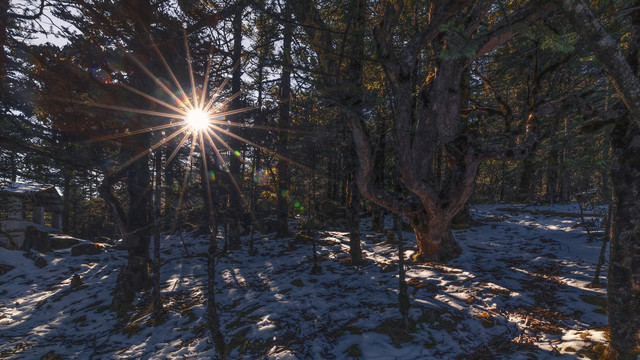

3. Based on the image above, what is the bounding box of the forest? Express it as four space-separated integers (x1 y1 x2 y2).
0 0 639 359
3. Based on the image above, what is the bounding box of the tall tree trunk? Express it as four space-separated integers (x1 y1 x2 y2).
371 113 387 233
152 150 166 322
62 167 72 234
112 133 152 314
607 121 640 359
162 157 174 230
394 214 410 329
227 5 244 250
558 2 640 357
111 0 153 314
559 117 571 202
276 0 292 238
201 147 225 359
546 119 559 203
0 0 8 84
346 162 363 264
344 0 366 263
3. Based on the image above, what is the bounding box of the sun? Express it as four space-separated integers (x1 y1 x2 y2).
185 108 210 130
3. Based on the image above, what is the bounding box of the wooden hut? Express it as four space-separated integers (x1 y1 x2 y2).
0 182 64 248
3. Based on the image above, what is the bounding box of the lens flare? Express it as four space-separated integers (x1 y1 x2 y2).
185 109 210 130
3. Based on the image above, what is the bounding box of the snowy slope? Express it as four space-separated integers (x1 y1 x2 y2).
0 203 609 359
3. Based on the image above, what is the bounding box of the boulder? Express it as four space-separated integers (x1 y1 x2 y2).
49 235 81 249
70 274 84 289
71 243 106 256
34 256 47 268
255 216 281 234
41 350 63 360
0 264 14 276
22 226 50 253
23 251 47 268
92 236 113 244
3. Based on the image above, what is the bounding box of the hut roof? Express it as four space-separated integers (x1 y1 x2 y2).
1 182 63 212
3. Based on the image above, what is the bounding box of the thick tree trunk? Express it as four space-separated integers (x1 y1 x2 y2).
558 2 640 357
409 213 461 262
112 135 152 314
607 122 640 359
110 0 155 315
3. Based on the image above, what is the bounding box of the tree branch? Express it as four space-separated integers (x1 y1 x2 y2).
559 0 640 124
9 0 45 20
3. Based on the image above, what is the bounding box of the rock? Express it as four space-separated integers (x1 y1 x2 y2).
23 251 47 268
379 263 398 273
384 232 397 245
254 216 281 234
40 350 63 360
0 264 14 276
22 226 51 253
34 256 47 268
49 235 80 249
92 236 113 244
70 274 83 289
71 243 105 256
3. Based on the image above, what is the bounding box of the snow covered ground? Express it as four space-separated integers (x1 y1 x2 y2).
0 203 609 359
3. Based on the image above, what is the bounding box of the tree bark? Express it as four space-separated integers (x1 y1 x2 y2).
276 0 292 238
111 0 154 314
201 145 225 359
346 163 363 264
62 167 72 234
559 2 640 357
607 121 640 359
371 113 387 233
112 133 152 314
152 151 166 323
0 0 8 83
409 212 461 262
227 4 244 250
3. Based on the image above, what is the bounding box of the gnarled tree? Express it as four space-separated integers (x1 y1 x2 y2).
295 0 551 262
